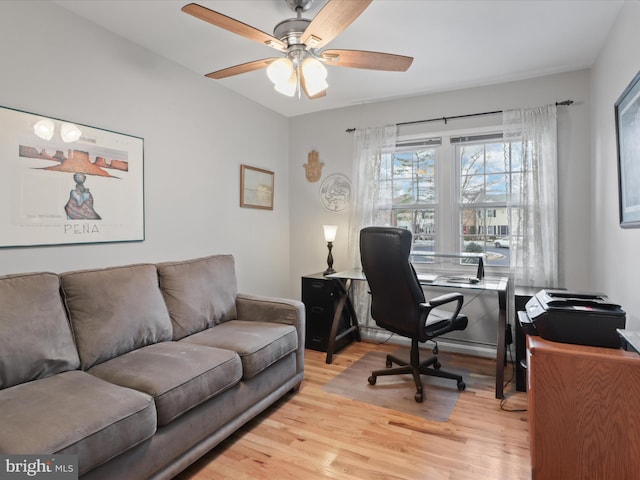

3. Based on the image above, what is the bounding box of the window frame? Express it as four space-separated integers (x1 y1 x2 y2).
387 125 520 275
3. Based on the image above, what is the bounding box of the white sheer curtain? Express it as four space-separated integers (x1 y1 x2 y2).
347 124 397 267
347 125 397 329
503 105 559 287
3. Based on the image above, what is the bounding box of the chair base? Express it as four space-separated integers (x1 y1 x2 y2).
368 340 466 402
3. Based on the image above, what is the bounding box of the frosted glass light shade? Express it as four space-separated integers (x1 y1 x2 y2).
302 58 328 96
304 77 328 96
274 71 297 97
267 58 294 85
323 224 337 242
302 57 327 82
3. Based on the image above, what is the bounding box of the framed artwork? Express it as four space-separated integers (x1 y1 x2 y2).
0 106 144 247
240 164 274 210
615 70 640 228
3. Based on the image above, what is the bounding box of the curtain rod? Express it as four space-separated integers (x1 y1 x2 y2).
344 100 574 133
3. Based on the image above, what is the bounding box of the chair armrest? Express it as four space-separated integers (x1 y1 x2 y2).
428 292 463 307
419 292 466 339
426 292 464 317
236 293 305 375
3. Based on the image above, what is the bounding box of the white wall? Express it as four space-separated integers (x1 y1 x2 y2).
592 2 640 327
289 70 593 300
0 1 291 297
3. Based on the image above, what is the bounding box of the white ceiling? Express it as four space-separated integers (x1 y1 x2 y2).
52 0 623 118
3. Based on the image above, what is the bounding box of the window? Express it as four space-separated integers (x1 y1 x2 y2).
376 139 439 259
376 128 522 269
456 135 522 267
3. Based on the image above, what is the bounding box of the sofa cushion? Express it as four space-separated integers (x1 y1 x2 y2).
60 264 173 369
0 272 80 389
157 255 238 340
0 370 156 475
180 320 297 379
88 341 242 426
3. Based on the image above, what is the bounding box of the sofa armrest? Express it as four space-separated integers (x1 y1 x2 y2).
236 293 305 375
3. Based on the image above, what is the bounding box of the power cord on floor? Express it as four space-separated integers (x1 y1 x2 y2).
374 331 396 345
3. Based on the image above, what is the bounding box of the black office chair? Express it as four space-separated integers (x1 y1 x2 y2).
359 226 468 402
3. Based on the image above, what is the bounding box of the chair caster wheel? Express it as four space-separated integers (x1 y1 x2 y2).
433 345 439 354
433 360 441 370
386 360 392 368
415 391 424 403
457 381 466 391
368 375 377 385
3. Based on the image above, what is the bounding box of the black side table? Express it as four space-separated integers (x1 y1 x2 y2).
301 273 360 363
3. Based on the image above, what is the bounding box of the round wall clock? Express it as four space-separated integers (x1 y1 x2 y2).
319 173 351 212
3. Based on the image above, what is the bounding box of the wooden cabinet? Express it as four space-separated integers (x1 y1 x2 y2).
527 336 640 479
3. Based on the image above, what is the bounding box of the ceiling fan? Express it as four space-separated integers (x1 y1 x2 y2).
181 0 413 99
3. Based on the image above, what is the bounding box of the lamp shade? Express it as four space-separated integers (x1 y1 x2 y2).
302 57 327 82
302 57 328 96
274 71 297 97
267 58 294 85
323 225 337 242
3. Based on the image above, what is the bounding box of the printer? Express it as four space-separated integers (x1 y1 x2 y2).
518 289 626 348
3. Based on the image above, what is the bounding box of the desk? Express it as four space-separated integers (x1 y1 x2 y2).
328 268 509 399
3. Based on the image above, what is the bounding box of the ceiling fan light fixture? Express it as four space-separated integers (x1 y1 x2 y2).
266 58 294 86
302 57 327 82
304 76 328 96
301 57 328 96
183 1 413 100
274 71 298 97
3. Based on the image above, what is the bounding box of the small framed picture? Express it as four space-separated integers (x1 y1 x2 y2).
240 164 274 210
615 70 640 228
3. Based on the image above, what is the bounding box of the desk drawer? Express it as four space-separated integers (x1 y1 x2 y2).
302 277 338 307
305 310 351 351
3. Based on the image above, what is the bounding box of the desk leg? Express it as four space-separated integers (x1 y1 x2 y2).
495 289 507 399
325 278 361 364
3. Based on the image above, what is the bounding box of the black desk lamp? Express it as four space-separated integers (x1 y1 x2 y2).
323 225 337 275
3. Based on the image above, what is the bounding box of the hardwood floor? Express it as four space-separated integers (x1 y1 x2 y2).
174 341 531 480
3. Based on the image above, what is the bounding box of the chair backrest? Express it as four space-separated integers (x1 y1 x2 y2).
359 226 425 338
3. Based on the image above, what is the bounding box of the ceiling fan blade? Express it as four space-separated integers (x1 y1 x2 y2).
182 3 287 52
321 49 413 72
301 0 372 49
205 58 277 80
300 75 327 100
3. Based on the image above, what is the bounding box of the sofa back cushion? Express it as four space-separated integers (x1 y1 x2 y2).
61 264 173 369
157 255 238 340
0 272 80 389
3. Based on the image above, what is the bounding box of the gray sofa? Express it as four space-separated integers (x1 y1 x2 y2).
0 255 305 479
